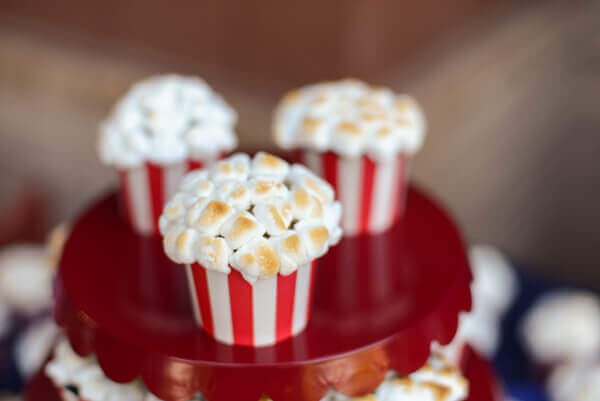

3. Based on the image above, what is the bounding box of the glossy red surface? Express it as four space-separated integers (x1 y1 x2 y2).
462 347 504 401
55 186 472 401
25 349 501 401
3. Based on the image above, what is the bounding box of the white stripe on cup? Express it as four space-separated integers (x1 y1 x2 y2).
292 263 312 334
185 265 202 327
369 158 396 233
303 150 323 176
338 157 362 235
163 162 187 202
126 166 153 235
252 276 278 346
206 270 233 344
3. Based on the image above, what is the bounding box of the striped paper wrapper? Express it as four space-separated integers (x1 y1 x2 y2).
298 150 408 236
185 262 316 347
117 157 217 236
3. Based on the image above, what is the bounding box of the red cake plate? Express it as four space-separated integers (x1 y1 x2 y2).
25 347 501 401
53 186 472 401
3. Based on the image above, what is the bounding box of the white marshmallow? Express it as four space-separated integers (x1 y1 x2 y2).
521 291 600 365
220 211 266 250
99 74 237 168
273 79 426 161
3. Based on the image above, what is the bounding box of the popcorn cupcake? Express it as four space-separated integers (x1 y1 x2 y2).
435 245 518 366
273 79 425 236
373 354 469 401
46 339 146 401
520 291 600 366
159 152 342 346
99 74 238 236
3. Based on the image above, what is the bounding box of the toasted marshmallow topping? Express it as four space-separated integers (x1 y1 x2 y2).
0 245 54 315
521 291 600 365
548 361 600 401
273 79 426 161
99 74 237 168
160 152 342 283
375 355 469 401
46 339 145 401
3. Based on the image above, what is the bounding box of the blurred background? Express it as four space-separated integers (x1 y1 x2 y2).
0 0 599 287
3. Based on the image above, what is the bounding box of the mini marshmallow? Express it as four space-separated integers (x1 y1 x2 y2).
288 165 334 204
160 152 342 283
99 74 237 168
276 232 311 275
230 238 281 283
252 202 293 237
188 200 234 236
249 178 289 204
220 211 266 250
520 291 600 365
251 152 290 179
273 79 426 161
210 153 250 182
194 236 231 274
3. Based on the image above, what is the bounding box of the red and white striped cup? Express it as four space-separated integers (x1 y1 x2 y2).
185 262 316 347
298 150 408 236
117 158 217 236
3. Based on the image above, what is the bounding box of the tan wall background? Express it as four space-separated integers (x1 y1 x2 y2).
0 1 598 286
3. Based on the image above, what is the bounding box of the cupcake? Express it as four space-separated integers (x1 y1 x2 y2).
46 339 146 401
547 360 600 401
159 152 342 346
373 354 469 401
99 74 238 236
434 245 517 366
273 79 425 236
520 291 600 367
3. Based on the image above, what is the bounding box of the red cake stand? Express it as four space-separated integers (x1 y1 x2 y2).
25 348 501 401
54 186 472 401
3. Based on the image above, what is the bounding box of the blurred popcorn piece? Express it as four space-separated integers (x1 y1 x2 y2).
520 291 600 365
0 244 54 316
547 360 600 401
434 244 518 364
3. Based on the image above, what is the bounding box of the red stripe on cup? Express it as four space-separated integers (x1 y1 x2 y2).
191 265 214 336
359 157 376 234
275 273 297 342
146 162 165 233
228 269 254 345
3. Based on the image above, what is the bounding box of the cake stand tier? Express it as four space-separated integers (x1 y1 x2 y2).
55 186 471 401
25 348 499 401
